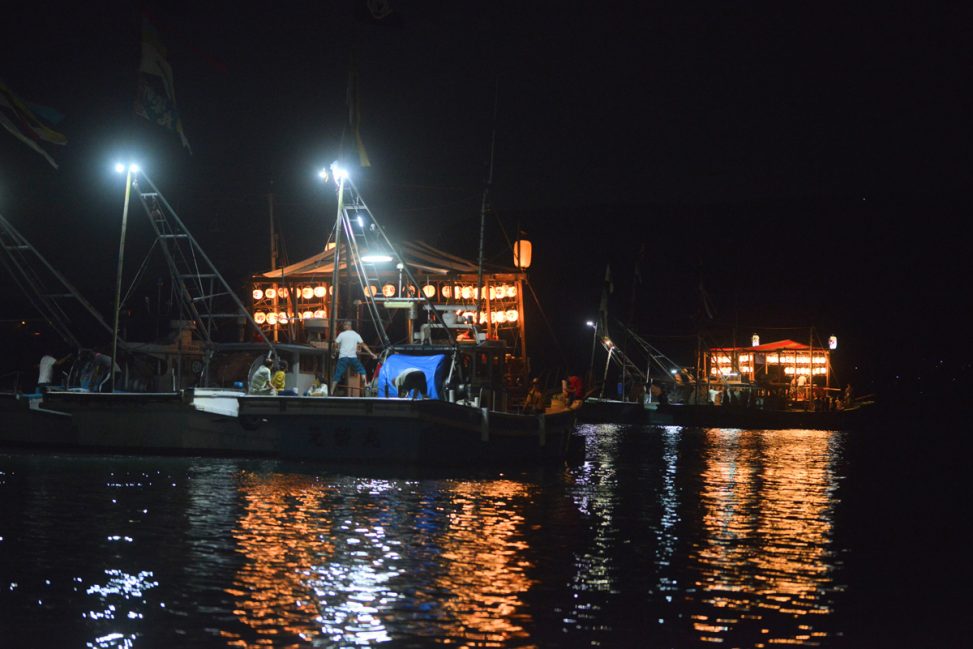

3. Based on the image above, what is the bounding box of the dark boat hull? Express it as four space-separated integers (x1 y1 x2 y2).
1 391 277 456
1 391 579 465
238 396 578 465
645 403 872 430
578 398 646 424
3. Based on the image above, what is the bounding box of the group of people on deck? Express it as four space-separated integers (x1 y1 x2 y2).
247 320 423 398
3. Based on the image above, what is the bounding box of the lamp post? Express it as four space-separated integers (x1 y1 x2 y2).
111 162 138 392
586 320 598 389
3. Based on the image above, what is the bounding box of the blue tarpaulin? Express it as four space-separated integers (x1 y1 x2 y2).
376 353 448 400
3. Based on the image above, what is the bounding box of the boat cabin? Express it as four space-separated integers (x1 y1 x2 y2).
706 339 834 408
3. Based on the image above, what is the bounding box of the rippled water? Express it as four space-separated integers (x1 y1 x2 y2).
0 424 955 647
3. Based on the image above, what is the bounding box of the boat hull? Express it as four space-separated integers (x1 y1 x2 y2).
2 390 277 456
578 398 646 424
239 396 578 465
1 391 580 465
646 403 872 430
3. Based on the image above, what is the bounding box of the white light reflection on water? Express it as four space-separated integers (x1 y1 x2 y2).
655 426 682 610
83 568 158 648
564 424 623 632
221 471 538 647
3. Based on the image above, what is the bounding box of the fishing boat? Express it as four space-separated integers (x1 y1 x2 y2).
0 165 582 464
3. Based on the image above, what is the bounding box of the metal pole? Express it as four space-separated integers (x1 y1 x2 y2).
327 177 345 381
111 167 133 392
588 325 597 388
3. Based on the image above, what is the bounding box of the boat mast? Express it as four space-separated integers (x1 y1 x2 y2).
327 174 345 367
475 79 499 337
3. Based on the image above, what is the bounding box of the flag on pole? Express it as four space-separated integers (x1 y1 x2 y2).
346 55 371 167
0 80 67 168
134 13 191 153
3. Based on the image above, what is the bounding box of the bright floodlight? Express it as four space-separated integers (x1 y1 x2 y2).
114 163 125 173
128 163 140 174
318 168 330 182
586 320 595 328
361 253 393 263
330 162 349 181
670 369 678 375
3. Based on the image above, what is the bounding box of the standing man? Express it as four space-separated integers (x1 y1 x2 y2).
331 320 378 396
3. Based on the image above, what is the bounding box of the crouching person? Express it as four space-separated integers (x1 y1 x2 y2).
394 368 427 400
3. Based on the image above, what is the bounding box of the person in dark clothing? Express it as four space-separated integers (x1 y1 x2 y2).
395 368 428 399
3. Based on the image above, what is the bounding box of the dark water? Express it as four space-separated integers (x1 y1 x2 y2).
0 424 963 647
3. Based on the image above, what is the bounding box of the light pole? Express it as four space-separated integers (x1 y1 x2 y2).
586 320 598 389
111 162 138 392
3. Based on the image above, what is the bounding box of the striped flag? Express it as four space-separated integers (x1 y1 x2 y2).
0 80 67 168
134 13 191 153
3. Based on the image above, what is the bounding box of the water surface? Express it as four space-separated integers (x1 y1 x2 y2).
0 424 949 647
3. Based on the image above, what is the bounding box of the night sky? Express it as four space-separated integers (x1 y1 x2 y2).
2 2 969 408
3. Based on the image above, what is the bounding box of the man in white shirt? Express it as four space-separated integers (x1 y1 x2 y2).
330 321 377 395
37 353 71 390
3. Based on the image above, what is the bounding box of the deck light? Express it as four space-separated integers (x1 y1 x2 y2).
361 253 393 263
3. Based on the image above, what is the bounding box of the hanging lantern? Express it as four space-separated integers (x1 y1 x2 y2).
422 284 436 298
313 285 327 298
369 285 378 296
494 310 507 323
252 288 264 301
278 287 289 299
513 239 532 269
254 311 267 324
382 283 396 297
265 288 277 299
829 335 838 350
266 312 278 325
313 309 326 319
506 309 519 322
407 285 417 297
301 287 314 299
441 285 452 298
494 285 506 299
278 312 289 324
302 310 314 320
508 284 518 298
461 286 473 300
752 334 760 347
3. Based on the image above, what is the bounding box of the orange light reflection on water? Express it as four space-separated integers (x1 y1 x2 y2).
220 473 538 648
690 428 841 647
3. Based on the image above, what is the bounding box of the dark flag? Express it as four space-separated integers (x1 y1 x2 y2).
134 13 191 152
